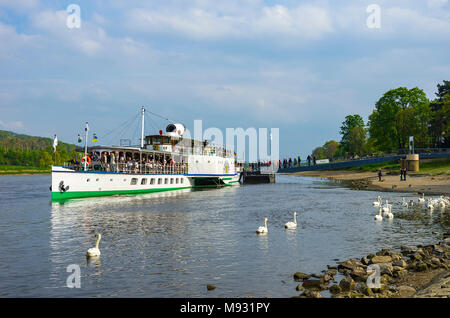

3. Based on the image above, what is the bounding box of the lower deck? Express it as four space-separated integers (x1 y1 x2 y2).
51 167 240 201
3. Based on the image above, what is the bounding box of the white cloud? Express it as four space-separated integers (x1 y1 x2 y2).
0 119 24 131
125 4 333 40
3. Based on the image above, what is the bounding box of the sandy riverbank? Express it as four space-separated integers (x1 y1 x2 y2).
290 170 450 195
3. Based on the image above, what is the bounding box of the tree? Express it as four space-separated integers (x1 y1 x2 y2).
312 147 325 159
430 81 450 147
340 115 365 151
368 87 431 151
347 126 367 156
322 140 340 160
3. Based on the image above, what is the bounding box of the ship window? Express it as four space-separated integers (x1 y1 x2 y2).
141 178 147 185
176 178 179 184
164 178 168 184
110 179 113 182
123 179 126 182
150 178 155 185
170 178 174 184
181 178 184 184
96 178 99 182
130 178 138 185
87 179 90 182
158 178 162 184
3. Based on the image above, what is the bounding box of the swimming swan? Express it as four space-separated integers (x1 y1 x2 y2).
418 193 425 203
285 212 297 229
256 218 268 234
87 233 101 257
373 196 382 206
382 200 391 215
386 205 394 219
374 207 383 221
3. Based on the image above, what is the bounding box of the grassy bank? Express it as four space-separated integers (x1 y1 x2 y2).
0 165 50 175
345 158 450 176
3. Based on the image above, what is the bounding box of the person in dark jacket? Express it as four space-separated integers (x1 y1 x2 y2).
377 169 382 182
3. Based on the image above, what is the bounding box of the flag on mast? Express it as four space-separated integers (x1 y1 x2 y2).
92 133 98 143
53 134 58 153
77 134 82 143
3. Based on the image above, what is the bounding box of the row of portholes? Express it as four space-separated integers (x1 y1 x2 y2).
87 177 184 186
131 177 184 186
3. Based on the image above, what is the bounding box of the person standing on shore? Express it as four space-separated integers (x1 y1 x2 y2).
377 169 382 182
403 168 407 181
400 168 404 181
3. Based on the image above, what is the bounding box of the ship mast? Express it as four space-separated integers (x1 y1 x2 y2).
140 106 145 172
141 106 145 149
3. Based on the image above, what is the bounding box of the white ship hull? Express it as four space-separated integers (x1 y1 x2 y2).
51 166 240 201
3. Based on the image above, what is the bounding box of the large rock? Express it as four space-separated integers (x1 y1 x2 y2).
293 272 310 281
393 259 407 268
337 259 364 271
303 278 326 290
329 284 341 295
397 285 416 297
339 277 355 292
350 267 368 282
378 263 394 276
371 255 392 264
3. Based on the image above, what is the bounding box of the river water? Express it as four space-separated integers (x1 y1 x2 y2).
0 174 448 297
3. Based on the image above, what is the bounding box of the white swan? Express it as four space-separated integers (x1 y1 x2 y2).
374 207 383 221
418 193 425 203
382 200 391 215
373 196 382 206
386 205 394 219
256 218 268 234
87 233 101 257
426 198 435 211
285 212 297 229
402 197 408 208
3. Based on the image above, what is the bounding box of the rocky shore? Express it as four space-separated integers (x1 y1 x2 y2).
292 233 450 298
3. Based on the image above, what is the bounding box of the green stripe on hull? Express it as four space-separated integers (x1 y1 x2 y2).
52 186 193 201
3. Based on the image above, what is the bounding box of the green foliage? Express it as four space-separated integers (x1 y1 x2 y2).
322 140 340 160
0 130 80 168
339 115 365 151
368 87 431 150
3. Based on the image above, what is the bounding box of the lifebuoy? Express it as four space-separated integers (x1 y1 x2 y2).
81 156 91 165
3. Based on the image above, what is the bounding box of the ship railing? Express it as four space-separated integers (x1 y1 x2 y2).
64 162 188 175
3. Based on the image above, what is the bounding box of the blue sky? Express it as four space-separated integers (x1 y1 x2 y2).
0 0 449 160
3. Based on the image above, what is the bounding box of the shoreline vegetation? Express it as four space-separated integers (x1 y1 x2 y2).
0 165 50 175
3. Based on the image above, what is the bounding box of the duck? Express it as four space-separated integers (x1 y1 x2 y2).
373 196 382 207
374 207 383 221
86 233 101 257
285 212 297 229
256 218 268 234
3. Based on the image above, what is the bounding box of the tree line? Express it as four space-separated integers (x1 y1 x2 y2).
312 80 450 160
0 130 79 168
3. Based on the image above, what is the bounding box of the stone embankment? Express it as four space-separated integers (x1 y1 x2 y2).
292 233 450 298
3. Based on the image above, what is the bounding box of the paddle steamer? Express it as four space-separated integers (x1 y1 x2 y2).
51 107 240 200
